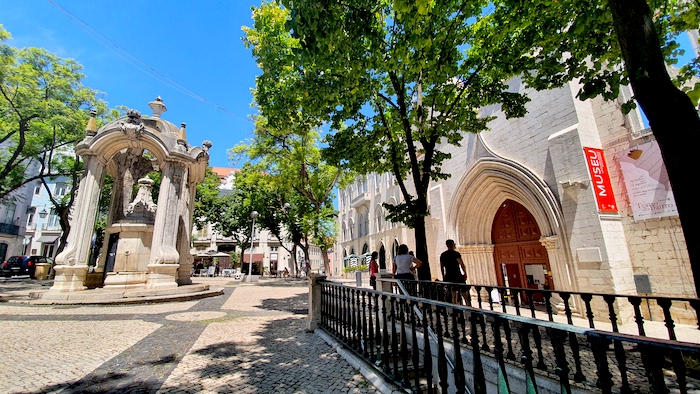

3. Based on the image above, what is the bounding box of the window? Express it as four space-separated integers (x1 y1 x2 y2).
47 208 60 228
0 203 16 225
358 213 365 237
26 207 36 227
54 182 67 196
375 207 383 233
363 213 369 237
374 173 381 193
34 183 42 195
43 244 55 258
342 223 347 241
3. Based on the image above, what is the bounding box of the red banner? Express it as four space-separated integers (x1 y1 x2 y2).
584 147 618 213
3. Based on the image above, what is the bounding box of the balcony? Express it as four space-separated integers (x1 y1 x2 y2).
350 192 370 208
0 223 20 236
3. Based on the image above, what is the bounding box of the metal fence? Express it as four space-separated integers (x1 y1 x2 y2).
318 279 700 393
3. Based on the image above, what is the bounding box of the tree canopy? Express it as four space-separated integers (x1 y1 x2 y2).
244 0 530 276
0 25 106 201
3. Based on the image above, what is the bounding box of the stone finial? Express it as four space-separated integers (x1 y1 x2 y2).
148 96 167 118
179 123 187 140
85 109 97 136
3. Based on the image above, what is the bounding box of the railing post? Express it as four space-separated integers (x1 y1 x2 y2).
307 273 326 331
378 272 393 293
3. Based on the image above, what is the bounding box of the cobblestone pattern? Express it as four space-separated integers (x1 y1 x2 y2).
0 279 378 394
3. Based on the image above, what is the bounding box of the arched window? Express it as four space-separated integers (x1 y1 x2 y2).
375 206 383 233
358 213 365 237
342 222 347 241
362 243 368 254
392 239 399 259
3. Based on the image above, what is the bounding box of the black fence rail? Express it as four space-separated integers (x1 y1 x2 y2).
393 279 700 342
319 279 700 393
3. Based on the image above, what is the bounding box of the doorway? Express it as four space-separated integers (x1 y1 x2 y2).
492 200 553 303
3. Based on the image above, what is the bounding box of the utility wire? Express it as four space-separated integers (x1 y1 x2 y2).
47 0 252 124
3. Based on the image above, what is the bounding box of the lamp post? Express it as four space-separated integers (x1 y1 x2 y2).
247 210 259 282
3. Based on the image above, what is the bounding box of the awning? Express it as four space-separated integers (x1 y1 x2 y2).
36 235 59 243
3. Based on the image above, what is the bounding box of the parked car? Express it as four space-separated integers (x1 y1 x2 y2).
1 255 52 279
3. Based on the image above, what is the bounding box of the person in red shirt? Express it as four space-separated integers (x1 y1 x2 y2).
369 251 379 289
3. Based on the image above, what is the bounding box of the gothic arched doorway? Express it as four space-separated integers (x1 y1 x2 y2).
379 243 386 270
492 199 553 301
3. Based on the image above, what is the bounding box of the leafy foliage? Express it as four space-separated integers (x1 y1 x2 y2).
0 25 106 201
243 1 532 272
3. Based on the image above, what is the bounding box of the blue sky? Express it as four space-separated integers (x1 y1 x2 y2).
0 0 262 168
2 1 698 170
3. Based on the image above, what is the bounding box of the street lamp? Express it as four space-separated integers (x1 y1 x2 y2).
247 210 259 282
39 208 48 219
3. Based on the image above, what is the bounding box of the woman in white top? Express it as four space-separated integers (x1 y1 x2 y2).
393 244 422 281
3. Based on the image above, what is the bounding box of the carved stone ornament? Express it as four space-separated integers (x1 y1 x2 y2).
125 177 158 222
119 109 145 137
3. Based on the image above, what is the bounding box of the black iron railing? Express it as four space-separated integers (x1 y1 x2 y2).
319 279 700 393
394 279 700 341
0 222 19 236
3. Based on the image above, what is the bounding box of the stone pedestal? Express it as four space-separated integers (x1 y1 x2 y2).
103 272 149 289
307 274 326 331
50 265 88 292
103 222 154 290
146 264 179 289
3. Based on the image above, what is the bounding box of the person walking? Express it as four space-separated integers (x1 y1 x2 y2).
369 251 379 289
440 239 469 305
393 244 422 281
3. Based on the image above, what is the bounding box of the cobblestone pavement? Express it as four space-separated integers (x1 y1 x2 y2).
0 277 380 394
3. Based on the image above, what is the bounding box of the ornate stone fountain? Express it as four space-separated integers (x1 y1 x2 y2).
41 98 213 300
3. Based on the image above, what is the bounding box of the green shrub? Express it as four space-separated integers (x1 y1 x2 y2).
343 264 368 274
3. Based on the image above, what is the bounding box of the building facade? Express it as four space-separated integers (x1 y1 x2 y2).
0 183 33 262
23 177 70 260
335 79 692 304
190 167 300 276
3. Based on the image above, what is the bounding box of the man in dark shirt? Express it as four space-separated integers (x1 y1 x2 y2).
440 239 469 305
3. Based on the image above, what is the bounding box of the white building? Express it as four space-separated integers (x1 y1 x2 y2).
336 79 692 305
0 183 33 262
23 177 70 259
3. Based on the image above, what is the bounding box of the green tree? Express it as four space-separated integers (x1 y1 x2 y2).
0 25 106 201
477 0 700 294
243 1 529 278
193 167 222 228
230 122 345 275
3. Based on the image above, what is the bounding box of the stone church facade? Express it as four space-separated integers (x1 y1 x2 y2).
335 78 693 305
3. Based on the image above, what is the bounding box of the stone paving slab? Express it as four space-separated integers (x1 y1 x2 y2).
0 277 381 394
0 320 161 394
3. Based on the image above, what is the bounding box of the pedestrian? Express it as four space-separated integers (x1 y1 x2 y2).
393 244 421 281
440 239 469 305
369 251 379 289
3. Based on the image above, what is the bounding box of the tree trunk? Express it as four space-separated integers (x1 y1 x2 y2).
413 214 432 281
609 0 700 296
321 249 331 275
